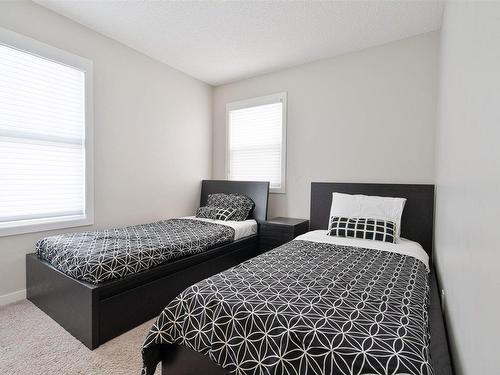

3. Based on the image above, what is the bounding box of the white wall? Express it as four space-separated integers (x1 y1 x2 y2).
435 2 500 374
0 1 212 304
213 32 439 219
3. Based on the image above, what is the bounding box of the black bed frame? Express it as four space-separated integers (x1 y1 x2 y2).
160 182 454 375
26 180 269 349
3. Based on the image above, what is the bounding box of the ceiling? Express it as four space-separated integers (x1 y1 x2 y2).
35 1 444 86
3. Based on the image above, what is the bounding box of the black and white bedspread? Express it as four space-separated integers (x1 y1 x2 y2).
36 219 235 284
142 240 433 375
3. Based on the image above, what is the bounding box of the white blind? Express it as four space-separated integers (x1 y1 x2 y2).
0 43 86 225
228 100 284 190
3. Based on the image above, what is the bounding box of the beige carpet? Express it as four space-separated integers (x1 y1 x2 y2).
0 300 158 375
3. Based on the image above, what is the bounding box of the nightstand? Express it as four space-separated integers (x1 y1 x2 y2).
259 217 309 253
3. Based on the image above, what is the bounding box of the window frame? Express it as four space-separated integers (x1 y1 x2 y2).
0 27 94 237
225 92 287 194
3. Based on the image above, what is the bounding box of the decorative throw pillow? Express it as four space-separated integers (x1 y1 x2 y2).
206 193 254 221
196 206 237 221
327 216 396 243
213 208 237 221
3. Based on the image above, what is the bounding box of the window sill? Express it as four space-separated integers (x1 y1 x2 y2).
0 215 93 237
270 188 286 194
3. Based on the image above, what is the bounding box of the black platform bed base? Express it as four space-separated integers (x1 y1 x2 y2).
26 235 258 349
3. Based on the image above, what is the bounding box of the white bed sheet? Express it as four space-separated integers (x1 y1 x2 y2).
182 216 258 241
295 230 429 271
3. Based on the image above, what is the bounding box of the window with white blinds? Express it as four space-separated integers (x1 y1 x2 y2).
226 93 287 193
0 28 93 236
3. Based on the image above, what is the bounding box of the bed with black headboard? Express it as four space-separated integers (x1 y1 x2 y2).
309 183 452 375
26 180 269 350
142 182 453 375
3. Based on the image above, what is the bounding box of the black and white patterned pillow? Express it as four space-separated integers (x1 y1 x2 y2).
196 206 218 219
196 206 237 221
206 193 254 221
327 216 396 243
214 208 237 221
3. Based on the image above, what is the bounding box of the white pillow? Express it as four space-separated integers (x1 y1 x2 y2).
329 192 407 237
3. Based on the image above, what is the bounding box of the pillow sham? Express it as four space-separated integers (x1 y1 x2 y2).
196 206 218 219
195 206 237 221
327 216 396 243
329 192 406 237
206 193 254 221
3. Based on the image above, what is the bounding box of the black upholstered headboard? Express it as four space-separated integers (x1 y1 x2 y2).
200 180 270 223
310 182 435 256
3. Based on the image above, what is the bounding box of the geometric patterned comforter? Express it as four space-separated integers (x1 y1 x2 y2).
142 240 433 375
36 219 235 284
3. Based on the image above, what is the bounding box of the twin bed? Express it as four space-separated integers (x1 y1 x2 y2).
141 182 452 375
26 180 269 349
26 180 452 375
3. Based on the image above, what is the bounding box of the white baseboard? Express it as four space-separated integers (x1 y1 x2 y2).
0 289 26 306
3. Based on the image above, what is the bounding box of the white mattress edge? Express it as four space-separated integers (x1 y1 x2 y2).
294 230 430 271
180 216 257 241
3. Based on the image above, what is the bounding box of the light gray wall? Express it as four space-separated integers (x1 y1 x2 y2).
213 32 439 219
435 2 500 374
0 1 212 304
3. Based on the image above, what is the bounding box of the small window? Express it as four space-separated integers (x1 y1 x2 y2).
226 92 287 193
0 27 93 236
